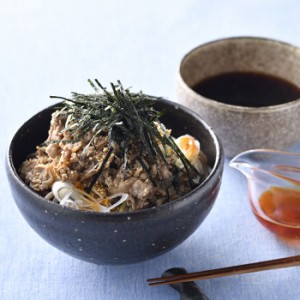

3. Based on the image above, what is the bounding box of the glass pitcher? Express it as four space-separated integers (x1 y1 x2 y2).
230 149 300 242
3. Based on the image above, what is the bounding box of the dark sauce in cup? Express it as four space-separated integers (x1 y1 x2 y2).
192 71 300 107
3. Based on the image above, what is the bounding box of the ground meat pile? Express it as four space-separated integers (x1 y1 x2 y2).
19 111 205 211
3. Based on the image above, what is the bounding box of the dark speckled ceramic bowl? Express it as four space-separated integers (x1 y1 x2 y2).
5 98 224 265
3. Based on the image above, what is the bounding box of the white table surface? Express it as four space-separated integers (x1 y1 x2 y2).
1 1 300 299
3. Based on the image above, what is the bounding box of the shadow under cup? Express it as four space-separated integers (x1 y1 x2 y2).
176 37 300 157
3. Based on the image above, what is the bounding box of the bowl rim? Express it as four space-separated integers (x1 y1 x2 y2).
7 98 224 218
178 36 300 113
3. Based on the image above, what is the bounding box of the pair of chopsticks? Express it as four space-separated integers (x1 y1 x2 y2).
147 255 300 286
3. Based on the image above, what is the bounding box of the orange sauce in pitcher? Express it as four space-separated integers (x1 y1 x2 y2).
253 186 300 241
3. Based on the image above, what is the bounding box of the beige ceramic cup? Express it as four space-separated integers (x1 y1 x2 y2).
176 37 300 157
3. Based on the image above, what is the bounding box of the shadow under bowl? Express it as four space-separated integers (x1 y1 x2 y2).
5 98 224 265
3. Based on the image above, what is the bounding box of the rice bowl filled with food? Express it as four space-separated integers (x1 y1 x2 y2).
19 80 210 213
6 79 223 264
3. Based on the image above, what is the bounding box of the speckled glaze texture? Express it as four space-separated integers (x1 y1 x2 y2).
176 37 300 157
6 99 224 265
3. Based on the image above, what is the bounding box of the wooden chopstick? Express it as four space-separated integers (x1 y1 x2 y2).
147 255 300 286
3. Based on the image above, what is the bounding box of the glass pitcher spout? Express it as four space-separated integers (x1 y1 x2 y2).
230 149 300 184
229 151 256 178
